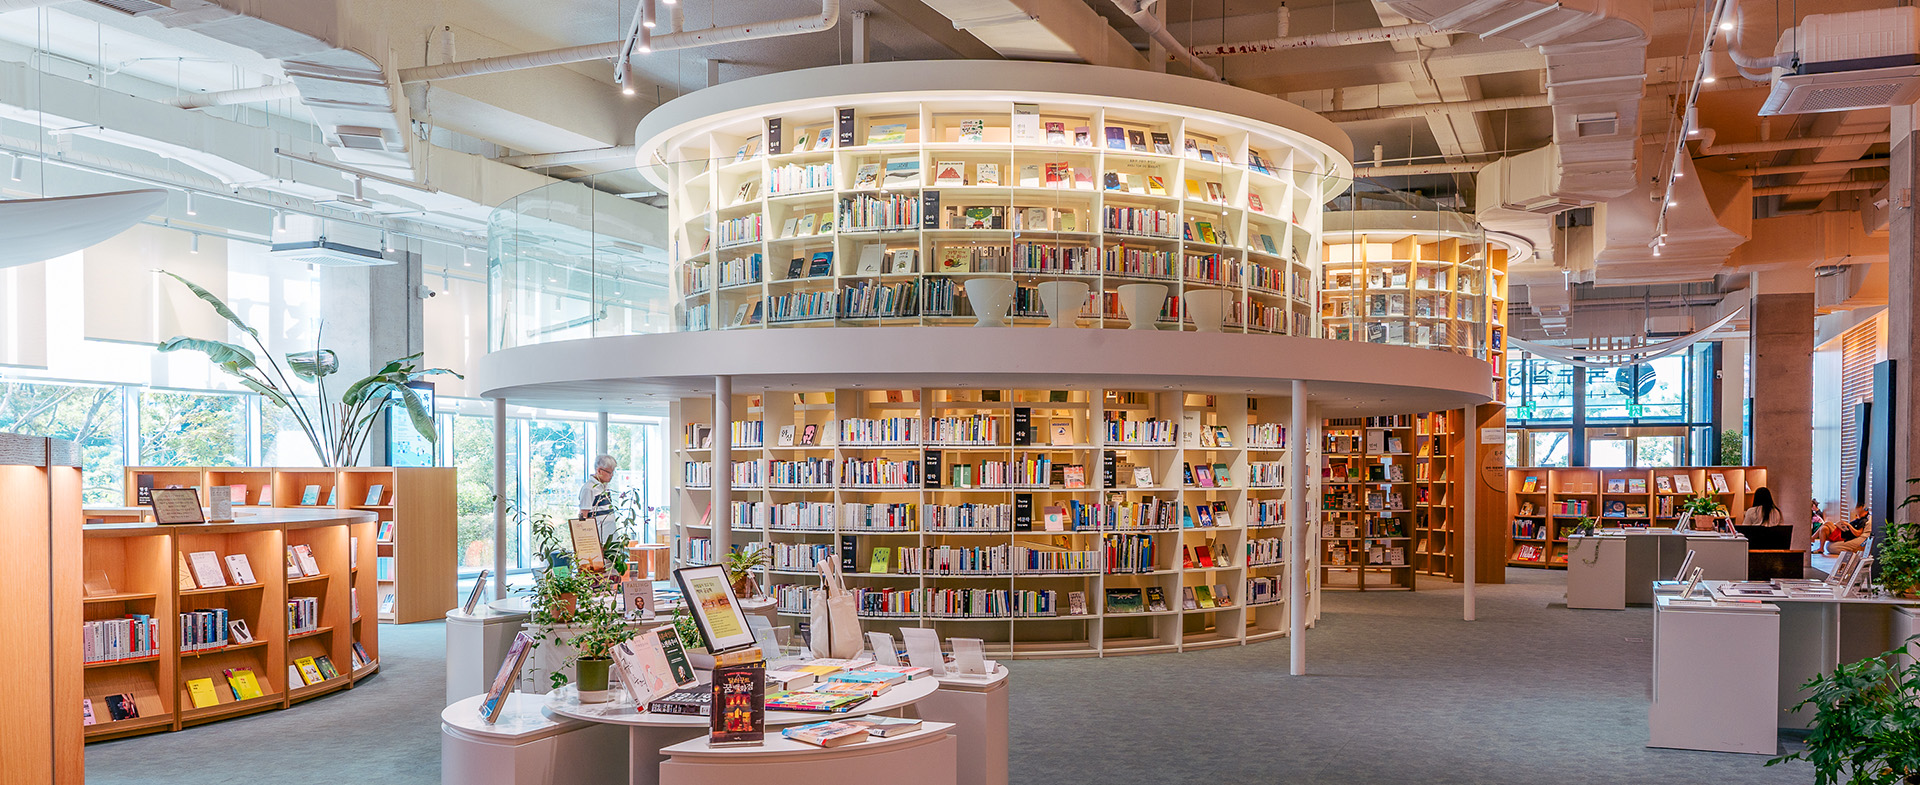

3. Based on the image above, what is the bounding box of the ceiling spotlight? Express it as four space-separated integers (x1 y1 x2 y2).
638 25 652 53
1719 20 1733 31
1688 127 1700 136
620 60 636 95
189 234 200 254
643 0 657 28
1651 247 1661 257
1667 199 1678 207
275 210 288 234
185 192 198 216
1702 75 1716 84
9 155 21 182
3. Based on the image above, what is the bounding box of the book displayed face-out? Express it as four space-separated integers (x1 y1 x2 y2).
673 565 754 652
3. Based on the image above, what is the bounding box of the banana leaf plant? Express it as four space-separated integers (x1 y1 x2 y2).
154 270 461 466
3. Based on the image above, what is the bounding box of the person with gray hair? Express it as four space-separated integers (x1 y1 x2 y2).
579 454 619 540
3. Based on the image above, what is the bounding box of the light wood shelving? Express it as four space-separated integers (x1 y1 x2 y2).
1319 414 1417 590
2 434 84 784
671 386 1315 658
1505 466 1770 568
123 466 454 624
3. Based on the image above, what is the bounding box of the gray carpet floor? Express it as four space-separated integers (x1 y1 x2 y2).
87 569 1815 784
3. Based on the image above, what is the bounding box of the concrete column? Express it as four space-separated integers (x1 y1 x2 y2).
319 247 423 465
1288 380 1308 676
711 376 732 560
1749 277 1816 551
1890 105 1920 525
492 396 507 599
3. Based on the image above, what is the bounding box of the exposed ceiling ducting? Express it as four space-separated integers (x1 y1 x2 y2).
139 0 412 174
917 0 1148 69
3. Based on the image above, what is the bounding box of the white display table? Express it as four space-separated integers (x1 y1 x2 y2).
1647 596 1780 754
918 670 1010 785
441 692 627 785
1566 531 1747 610
446 606 531 706
546 676 940 785
1752 584 1920 728
657 722 957 785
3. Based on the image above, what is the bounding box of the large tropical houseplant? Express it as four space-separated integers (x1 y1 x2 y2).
154 271 458 466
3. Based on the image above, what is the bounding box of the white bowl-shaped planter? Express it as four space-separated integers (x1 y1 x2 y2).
1035 280 1091 328
1116 283 1169 330
1181 288 1233 332
964 278 1017 327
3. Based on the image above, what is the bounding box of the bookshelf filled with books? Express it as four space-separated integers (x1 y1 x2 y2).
1411 411 1462 578
120 467 454 624
1319 414 1417 590
671 385 1319 658
657 84 1343 339
1504 466 1770 568
78 507 378 741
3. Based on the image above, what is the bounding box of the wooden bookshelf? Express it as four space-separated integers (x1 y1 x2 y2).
2 434 84 784
1411 411 1460 578
1320 233 1486 352
79 508 376 741
1319 414 1417 590
1504 466 1770 569
123 467 455 624
671 386 1310 658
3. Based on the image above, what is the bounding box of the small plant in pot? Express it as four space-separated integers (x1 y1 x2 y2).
553 569 629 702
1766 636 1920 784
724 544 771 599
1678 495 1729 529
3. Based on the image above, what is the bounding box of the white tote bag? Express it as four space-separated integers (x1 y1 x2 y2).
809 560 865 658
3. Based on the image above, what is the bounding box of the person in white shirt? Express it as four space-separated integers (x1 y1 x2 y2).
579 454 619 542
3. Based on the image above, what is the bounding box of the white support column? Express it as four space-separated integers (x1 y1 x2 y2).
492 396 508 599
1463 406 1477 621
596 411 610 458
712 376 733 559
708 59 723 88
852 11 871 64
1288 380 1308 676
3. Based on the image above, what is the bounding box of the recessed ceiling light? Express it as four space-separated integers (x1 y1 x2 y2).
1719 21 1733 31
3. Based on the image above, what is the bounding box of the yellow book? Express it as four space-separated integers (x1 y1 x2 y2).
1184 179 1204 200
187 677 221 708
295 656 325 685
226 668 264 700
869 547 890 574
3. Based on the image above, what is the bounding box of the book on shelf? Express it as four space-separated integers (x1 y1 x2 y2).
224 668 264 700
976 163 1000 185
224 554 255 585
188 551 227 588
326 486 338 506
734 134 761 161
958 118 985 143
296 656 325 685
352 641 373 670
187 678 221 708
1520 475 1540 493
1104 588 1144 613
364 484 384 505
1068 591 1087 615
1628 478 1648 493
104 693 139 721
649 686 713 715
316 656 339 680
1654 475 1672 493
765 690 868 713
868 547 890 574
866 123 907 145
81 698 95 726
301 485 320 505
1194 585 1216 608
1603 500 1627 518
178 552 197 590
933 160 964 186
882 156 919 187
852 163 879 188
1074 126 1091 146
291 544 321 576
1144 586 1169 612
1606 479 1626 493
1674 475 1694 493
1709 473 1730 493
842 715 923 737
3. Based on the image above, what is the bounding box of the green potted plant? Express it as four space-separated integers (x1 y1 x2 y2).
1766 637 1920 784
723 543 771 599
1880 480 1920 598
1677 495 1729 528
560 569 630 702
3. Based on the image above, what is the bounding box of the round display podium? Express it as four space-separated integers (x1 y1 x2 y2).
475 61 1497 659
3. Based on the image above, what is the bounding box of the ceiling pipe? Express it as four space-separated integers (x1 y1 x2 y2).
1320 93 1549 122
1112 0 1221 81
1752 180 1888 198
1351 162 1488 177
399 0 839 83
1188 22 1453 58
1737 159 1891 177
1695 128 1885 155
498 145 639 167
161 83 302 110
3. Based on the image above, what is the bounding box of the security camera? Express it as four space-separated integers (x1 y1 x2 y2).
417 285 437 299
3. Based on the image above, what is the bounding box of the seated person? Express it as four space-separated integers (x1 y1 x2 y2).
1814 508 1871 555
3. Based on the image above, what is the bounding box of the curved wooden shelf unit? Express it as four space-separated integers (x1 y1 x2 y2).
80 507 382 742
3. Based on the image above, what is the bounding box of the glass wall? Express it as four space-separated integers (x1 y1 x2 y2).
1504 342 1720 466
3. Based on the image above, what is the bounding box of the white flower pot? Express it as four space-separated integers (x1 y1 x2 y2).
963 278 1016 327
1181 288 1232 332
1035 280 1091 328
1117 283 1169 331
